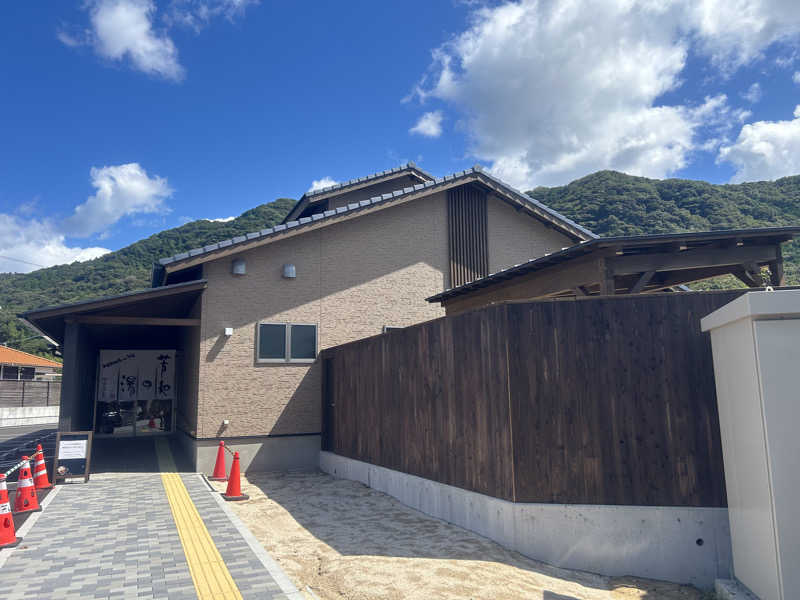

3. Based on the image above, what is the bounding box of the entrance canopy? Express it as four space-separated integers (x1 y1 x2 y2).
20 280 205 434
20 280 205 345
427 227 800 315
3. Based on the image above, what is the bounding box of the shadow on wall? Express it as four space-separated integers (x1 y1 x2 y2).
206 334 229 363
241 471 704 599
268 363 321 436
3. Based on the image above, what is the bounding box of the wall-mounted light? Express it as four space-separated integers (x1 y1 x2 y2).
224 327 233 337
232 258 246 275
282 263 296 279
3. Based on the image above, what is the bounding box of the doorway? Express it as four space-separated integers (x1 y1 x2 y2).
93 349 176 438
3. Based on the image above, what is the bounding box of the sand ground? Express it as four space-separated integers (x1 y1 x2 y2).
211 471 710 600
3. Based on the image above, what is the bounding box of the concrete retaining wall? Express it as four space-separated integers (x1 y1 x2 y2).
320 451 732 588
0 406 59 427
187 434 320 474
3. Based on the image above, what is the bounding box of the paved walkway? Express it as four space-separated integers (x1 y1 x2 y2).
0 439 301 600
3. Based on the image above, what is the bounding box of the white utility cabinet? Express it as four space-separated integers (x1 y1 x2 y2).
701 290 800 600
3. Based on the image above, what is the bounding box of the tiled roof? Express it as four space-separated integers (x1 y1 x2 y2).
0 345 61 368
158 165 596 269
426 226 800 303
302 162 434 199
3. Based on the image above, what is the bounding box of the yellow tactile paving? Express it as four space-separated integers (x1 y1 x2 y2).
156 439 244 600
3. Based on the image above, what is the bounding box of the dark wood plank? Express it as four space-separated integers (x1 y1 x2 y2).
324 290 737 507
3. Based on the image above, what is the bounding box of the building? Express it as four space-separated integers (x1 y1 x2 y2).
427 228 800 315
21 164 594 472
0 345 62 380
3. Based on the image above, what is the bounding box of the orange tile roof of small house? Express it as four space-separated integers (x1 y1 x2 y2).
0 345 62 369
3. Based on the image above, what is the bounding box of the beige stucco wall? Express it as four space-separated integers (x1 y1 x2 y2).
194 189 576 438
197 192 449 438
487 196 574 273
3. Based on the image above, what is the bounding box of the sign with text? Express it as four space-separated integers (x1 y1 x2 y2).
53 431 93 483
98 349 176 403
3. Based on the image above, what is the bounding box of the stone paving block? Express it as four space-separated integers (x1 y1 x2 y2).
0 472 297 599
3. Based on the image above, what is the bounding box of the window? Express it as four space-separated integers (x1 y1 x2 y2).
257 323 317 363
1 366 19 380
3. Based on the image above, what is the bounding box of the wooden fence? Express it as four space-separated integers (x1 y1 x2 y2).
321 290 746 507
0 380 61 408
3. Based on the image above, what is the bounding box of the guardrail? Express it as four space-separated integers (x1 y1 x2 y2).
0 381 61 408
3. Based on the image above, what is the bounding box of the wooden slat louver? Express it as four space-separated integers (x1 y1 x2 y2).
448 186 488 287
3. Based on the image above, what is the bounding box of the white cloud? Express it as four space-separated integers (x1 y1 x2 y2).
741 82 763 103
64 163 173 237
88 0 184 80
718 105 800 182
206 215 235 222
410 0 800 188
686 0 800 70
308 177 339 193
410 111 444 138
794 71 800 84
0 215 110 274
167 0 259 31
59 0 257 80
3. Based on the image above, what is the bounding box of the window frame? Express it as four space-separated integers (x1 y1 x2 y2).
256 322 318 364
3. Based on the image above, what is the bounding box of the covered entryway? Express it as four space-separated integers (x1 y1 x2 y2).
19 280 205 472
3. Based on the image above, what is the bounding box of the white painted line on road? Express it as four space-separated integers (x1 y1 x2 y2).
201 474 304 600
0 484 60 569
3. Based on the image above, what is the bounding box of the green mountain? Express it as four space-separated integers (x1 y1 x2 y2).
529 170 800 287
0 198 296 357
3 170 800 358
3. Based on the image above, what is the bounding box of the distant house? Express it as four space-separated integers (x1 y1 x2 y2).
22 163 594 472
0 345 62 380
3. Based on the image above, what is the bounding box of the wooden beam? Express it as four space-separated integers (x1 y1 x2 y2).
71 316 200 327
574 285 591 297
743 261 765 286
628 270 656 294
608 244 777 276
732 265 760 288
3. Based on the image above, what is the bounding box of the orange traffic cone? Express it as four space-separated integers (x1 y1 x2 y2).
32 444 53 490
14 456 41 514
208 441 228 481
221 451 248 501
0 474 21 548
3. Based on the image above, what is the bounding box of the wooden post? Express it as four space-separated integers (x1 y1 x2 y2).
769 246 785 286
599 258 616 295
20 381 25 408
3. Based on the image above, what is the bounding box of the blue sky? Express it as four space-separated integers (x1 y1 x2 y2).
1 0 800 273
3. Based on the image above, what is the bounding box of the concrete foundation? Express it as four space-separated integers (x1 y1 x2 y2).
180 431 320 474
0 406 59 427
320 451 732 588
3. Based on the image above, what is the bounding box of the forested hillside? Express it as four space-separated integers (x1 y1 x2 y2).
0 198 295 357
3 170 800 358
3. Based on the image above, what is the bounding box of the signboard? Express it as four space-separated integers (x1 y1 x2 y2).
53 431 93 483
98 350 175 402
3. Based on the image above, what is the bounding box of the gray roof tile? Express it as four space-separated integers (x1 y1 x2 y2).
302 162 435 199
157 166 595 269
